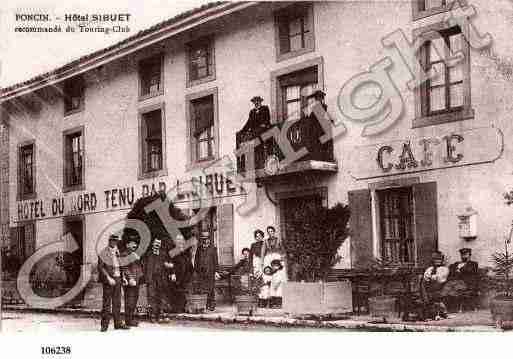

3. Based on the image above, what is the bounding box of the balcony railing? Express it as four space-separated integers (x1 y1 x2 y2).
236 115 336 179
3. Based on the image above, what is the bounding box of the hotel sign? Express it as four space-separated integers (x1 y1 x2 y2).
349 127 503 180
14 170 245 223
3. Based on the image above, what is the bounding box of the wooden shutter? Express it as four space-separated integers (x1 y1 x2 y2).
217 203 234 265
24 222 35 258
277 14 290 54
413 182 438 268
348 189 373 269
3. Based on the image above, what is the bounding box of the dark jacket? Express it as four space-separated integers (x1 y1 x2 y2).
230 258 252 276
249 240 264 272
194 246 219 293
98 246 123 285
171 251 194 288
240 105 271 140
143 249 169 285
448 260 479 288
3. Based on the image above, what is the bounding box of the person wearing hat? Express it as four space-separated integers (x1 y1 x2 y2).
305 89 332 160
422 250 449 320
240 96 271 142
121 231 144 327
250 229 265 277
144 237 174 322
167 233 194 313
98 234 130 331
193 231 219 311
442 248 479 311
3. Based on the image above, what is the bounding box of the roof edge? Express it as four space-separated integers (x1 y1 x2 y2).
0 1 258 102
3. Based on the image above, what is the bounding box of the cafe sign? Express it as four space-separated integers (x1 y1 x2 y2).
349 127 503 180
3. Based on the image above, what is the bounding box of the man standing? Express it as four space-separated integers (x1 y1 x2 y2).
240 96 271 141
121 232 144 327
194 232 219 311
144 237 173 322
168 234 194 313
98 234 130 331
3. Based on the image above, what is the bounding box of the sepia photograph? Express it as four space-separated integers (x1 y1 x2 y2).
1 0 513 353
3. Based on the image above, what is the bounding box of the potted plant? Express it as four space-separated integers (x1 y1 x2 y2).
367 258 398 321
233 274 262 315
489 229 513 329
185 274 208 314
282 202 352 315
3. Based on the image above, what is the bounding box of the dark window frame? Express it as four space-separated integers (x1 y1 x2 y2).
186 36 216 87
274 2 315 62
63 76 85 116
270 57 324 124
17 140 36 201
185 87 219 170
138 53 164 101
63 126 85 193
413 21 474 128
411 0 467 21
138 102 167 180
377 187 416 266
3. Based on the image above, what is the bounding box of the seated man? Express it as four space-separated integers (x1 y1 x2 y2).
422 251 449 320
441 247 479 311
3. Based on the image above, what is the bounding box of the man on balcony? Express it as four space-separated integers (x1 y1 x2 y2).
240 96 271 141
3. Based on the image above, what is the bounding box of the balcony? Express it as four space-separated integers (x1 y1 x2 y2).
236 115 337 182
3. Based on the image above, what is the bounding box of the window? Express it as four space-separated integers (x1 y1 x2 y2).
10 221 35 266
63 127 84 192
270 57 324 123
414 24 473 128
275 3 315 62
139 54 163 99
186 88 219 168
280 67 318 122
192 96 215 161
63 76 84 115
18 142 35 199
378 188 415 265
412 0 465 21
141 109 163 174
187 37 215 86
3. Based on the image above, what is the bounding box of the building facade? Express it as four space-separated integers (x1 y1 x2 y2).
1 1 513 304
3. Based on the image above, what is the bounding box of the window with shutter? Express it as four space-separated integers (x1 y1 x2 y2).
138 104 167 179
186 88 219 169
274 3 315 62
63 127 84 192
186 37 215 87
63 76 84 115
348 189 373 269
17 141 36 200
139 54 163 99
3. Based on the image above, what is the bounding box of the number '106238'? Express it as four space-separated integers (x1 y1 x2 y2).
41 346 71 355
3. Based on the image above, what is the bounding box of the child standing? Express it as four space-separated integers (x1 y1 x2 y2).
270 259 286 309
259 266 273 308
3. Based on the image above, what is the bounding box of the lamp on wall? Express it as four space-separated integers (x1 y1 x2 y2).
457 206 478 241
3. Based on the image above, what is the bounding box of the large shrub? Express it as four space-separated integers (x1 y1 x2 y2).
283 202 350 282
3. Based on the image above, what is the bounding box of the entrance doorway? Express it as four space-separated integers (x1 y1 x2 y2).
62 217 84 290
377 187 415 265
